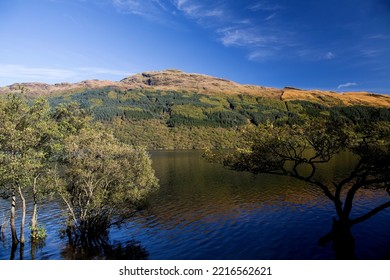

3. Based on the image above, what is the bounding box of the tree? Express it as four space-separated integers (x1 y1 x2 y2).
57 126 159 247
0 96 159 255
0 95 55 244
205 120 390 259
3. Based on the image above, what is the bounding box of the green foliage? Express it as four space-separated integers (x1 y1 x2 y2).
205 119 390 243
57 126 159 242
0 95 60 244
29 225 47 241
206 119 349 178
0 95 54 193
111 118 244 150
0 95 160 247
43 87 390 149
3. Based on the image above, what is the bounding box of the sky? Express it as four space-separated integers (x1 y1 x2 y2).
0 0 389 93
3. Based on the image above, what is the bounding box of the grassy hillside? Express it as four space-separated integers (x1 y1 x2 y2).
45 86 390 150
2 70 390 150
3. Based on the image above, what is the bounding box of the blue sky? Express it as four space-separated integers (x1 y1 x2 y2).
0 0 389 92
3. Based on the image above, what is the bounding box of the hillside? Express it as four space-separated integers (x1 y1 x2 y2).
1 69 389 107
280 87 390 107
1 69 390 150
120 69 282 98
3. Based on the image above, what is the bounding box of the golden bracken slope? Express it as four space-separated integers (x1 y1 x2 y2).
1 69 389 107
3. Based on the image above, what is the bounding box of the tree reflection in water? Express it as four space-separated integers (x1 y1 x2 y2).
8 232 148 260
206 121 390 259
61 239 149 260
318 141 390 259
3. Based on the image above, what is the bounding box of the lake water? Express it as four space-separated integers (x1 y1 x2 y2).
1 150 390 260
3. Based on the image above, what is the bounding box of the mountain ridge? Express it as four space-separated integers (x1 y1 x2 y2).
1 69 389 107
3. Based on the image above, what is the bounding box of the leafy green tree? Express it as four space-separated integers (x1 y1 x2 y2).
57 126 159 246
205 120 390 259
0 95 55 244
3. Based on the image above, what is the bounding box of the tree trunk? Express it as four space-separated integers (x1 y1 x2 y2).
31 177 38 229
19 243 25 260
1 213 6 240
10 243 18 260
318 217 356 260
10 191 19 245
18 185 26 244
331 218 355 260
31 203 37 229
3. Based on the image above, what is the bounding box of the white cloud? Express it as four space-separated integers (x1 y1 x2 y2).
111 0 172 21
0 65 76 80
0 64 133 85
218 27 278 47
109 0 289 61
323 51 335 60
75 67 133 76
248 1 282 12
265 13 277 21
337 82 357 89
248 49 275 61
172 0 225 21
296 49 336 61
170 1 288 60
369 34 390 40
361 49 382 58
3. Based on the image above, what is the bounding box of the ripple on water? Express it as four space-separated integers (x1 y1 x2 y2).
1 151 390 259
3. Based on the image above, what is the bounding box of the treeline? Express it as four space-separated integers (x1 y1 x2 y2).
46 87 390 149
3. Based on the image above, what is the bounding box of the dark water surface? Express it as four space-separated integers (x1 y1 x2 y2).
1 150 390 260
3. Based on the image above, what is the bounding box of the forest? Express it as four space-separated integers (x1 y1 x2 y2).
46 87 390 150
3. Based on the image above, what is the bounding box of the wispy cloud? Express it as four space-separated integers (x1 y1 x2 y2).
297 49 336 61
368 34 390 40
248 49 276 61
248 1 282 12
75 67 133 77
0 64 133 85
172 0 226 23
265 13 277 21
112 0 173 22
0 65 76 80
324 52 335 60
109 0 292 61
218 27 278 47
338 82 357 89
175 1 291 59
360 49 383 58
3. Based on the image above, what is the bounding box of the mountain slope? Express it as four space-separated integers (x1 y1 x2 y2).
120 69 282 98
1 69 390 150
281 87 390 107
1 69 389 108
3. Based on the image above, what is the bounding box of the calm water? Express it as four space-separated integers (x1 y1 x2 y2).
1 150 390 260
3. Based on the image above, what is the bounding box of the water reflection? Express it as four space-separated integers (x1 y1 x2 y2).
60 240 148 260
30 240 46 260
0 150 390 259
315 144 390 259
149 150 390 260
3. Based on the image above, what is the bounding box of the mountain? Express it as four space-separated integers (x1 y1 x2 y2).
1 69 390 150
1 69 389 107
0 79 121 96
280 87 390 107
120 69 281 98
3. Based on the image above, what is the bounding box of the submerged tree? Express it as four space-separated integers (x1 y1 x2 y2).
0 97 159 254
0 95 56 244
205 120 390 259
57 126 159 247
